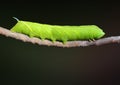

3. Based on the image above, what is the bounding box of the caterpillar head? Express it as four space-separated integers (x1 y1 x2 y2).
90 25 105 39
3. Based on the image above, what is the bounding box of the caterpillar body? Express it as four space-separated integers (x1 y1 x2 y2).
10 19 105 43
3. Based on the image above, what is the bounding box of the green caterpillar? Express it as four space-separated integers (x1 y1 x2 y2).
10 18 105 43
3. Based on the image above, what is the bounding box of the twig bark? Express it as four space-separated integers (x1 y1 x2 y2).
0 27 120 47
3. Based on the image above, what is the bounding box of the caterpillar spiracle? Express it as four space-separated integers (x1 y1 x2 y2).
10 18 105 44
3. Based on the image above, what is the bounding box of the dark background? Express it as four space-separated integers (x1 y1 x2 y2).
0 3 120 85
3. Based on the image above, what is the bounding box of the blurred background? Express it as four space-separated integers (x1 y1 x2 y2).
0 3 120 85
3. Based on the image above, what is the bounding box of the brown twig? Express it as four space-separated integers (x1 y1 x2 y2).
0 27 120 47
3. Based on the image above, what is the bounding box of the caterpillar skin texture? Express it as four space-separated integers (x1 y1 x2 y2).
10 20 105 43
